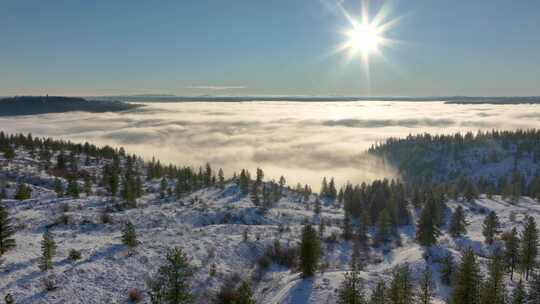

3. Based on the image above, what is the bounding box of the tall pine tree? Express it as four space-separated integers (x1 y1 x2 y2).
519 216 538 280
0 201 16 255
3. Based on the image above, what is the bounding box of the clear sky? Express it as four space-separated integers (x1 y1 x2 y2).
1 0 539 97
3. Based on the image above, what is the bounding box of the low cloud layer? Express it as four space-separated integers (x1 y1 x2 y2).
1 101 539 190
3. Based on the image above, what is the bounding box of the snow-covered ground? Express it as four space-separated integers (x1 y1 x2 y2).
1 152 540 303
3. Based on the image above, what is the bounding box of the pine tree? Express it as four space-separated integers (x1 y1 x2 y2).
83 175 92 196
234 281 256 304
0 201 16 255
519 216 538 280
160 178 168 199
510 280 526 304
299 223 321 277
66 177 80 198
417 265 433 304
449 206 468 238
529 272 540 304
376 209 392 245
53 178 64 197
450 248 482 304
480 254 506 304
337 267 366 304
218 168 225 190
39 230 56 271
14 183 31 200
343 212 353 241
416 201 441 247
369 280 387 304
318 218 325 239
388 264 415 304
147 247 194 304
502 228 520 280
250 184 260 206
482 211 501 245
314 197 321 215
439 252 455 286
463 181 479 202
122 221 138 249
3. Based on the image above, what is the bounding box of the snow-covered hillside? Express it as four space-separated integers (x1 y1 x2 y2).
1 144 539 303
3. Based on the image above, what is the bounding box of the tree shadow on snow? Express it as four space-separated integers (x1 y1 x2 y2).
284 277 315 304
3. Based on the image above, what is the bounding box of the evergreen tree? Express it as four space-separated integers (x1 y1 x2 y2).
482 211 501 245
218 168 225 190
299 223 321 277
53 178 64 197
502 227 520 280
147 247 194 304
388 264 415 304
449 206 468 238
376 209 392 245
439 252 455 286
83 175 92 196
369 280 387 304
480 254 506 304
510 280 526 304
250 184 260 206
314 197 321 215
337 267 366 304
519 216 538 280
14 183 31 200
343 212 353 241
318 218 325 240
416 201 441 247
39 230 56 271
450 248 482 304
417 266 434 304
463 181 479 202
160 178 168 199
122 221 138 249
0 201 16 255
66 177 80 198
529 272 540 304
234 281 256 304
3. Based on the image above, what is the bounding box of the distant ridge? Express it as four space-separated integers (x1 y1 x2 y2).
97 95 540 104
0 96 143 116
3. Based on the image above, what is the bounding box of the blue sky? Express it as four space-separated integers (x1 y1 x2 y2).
1 0 539 96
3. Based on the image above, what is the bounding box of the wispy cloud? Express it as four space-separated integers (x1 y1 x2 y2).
187 85 246 90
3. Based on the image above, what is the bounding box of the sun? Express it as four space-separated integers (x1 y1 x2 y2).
345 21 383 58
335 2 399 65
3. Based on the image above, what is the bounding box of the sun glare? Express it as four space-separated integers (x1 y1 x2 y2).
345 21 382 58
336 1 399 66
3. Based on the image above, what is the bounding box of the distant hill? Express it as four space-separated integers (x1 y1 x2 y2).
0 96 143 116
369 129 540 189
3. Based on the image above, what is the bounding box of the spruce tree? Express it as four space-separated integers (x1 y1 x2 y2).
299 223 321 277
66 177 80 198
388 264 415 304
519 216 538 280
439 252 455 286
416 201 440 247
0 201 16 255
376 209 392 245
529 272 540 304
480 254 506 304
122 221 138 249
218 168 225 190
502 228 520 280
482 211 501 245
510 280 526 304
450 248 482 304
417 265 433 304
147 247 194 304
343 212 353 241
369 280 387 304
449 206 468 238
337 267 366 304
39 230 56 271
234 281 256 304
53 178 64 197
